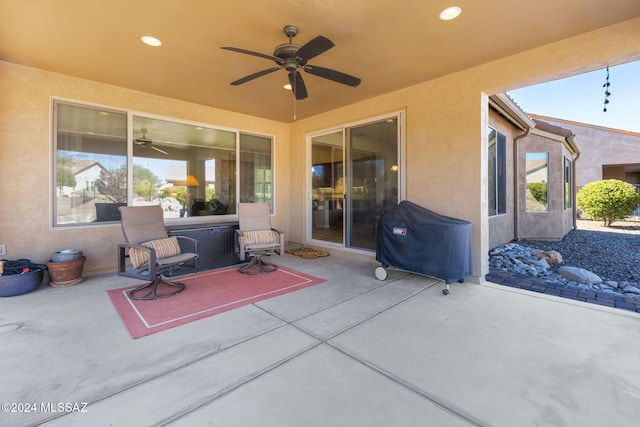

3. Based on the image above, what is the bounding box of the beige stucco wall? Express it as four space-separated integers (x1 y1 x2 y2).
290 18 640 281
488 111 578 247
2 17 640 282
288 79 488 280
517 133 576 240
0 62 289 276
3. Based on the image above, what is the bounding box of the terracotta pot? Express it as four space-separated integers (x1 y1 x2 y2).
47 257 86 287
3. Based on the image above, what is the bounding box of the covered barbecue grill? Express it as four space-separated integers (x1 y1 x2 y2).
375 200 473 294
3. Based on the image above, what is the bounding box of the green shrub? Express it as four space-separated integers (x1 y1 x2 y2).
527 182 548 207
576 179 640 226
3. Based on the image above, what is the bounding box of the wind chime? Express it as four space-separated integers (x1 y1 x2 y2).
603 66 611 112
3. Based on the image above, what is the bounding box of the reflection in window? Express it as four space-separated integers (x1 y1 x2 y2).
53 100 274 226
132 115 238 218
239 134 273 209
525 152 549 211
54 102 127 225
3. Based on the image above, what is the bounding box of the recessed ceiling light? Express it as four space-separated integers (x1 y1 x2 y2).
284 84 292 90
195 126 204 130
141 35 162 47
439 6 462 21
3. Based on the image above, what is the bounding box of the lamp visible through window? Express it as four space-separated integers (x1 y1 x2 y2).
175 175 199 187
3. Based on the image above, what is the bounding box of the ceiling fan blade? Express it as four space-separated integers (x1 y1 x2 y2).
230 66 282 85
295 36 334 63
221 46 282 64
150 145 169 155
288 71 308 100
303 65 361 87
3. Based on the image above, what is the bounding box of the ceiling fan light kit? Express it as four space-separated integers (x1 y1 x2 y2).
221 25 361 100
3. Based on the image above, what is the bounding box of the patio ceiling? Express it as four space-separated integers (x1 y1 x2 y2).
2 0 640 123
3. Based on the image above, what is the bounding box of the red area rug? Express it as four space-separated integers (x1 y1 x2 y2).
108 265 325 339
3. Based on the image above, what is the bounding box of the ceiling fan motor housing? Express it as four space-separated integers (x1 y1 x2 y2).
274 44 303 70
277 25 305 70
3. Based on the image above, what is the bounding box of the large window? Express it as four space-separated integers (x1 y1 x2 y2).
488 127 506 216
54 102 128 225
525 152 549 211
52 100 273 226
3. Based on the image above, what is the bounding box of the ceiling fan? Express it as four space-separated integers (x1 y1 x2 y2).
221 25 361 100
134 128 169 155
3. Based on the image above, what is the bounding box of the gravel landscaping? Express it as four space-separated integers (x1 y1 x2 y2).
489 218 640 298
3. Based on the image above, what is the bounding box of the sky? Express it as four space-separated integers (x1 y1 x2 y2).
507 60 640 134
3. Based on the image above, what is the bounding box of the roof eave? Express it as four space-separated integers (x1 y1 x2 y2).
489 93 536 130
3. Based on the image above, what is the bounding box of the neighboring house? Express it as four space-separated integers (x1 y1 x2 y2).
57 159 108 197
529 115 640 188
488 94 580 249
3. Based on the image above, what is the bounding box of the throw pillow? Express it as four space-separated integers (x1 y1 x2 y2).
129 236 182 268
242 230 280 245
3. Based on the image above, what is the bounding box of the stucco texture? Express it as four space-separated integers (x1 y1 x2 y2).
2 18 640 281
0 63 289 276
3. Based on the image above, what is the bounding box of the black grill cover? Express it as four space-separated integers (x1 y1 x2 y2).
376 201 473 283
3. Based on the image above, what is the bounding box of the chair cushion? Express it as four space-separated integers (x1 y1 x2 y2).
129 236 182 268
242 230 280 246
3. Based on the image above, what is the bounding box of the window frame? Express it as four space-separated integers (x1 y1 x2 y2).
525 151 549 212
488 126 507 217
563 156 572 210
51 98 275 227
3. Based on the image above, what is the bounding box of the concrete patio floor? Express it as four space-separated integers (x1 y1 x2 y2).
2 253 639 426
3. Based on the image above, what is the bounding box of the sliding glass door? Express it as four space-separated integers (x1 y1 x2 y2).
311 132 344 244
347 118 399 250
309 114 401 251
